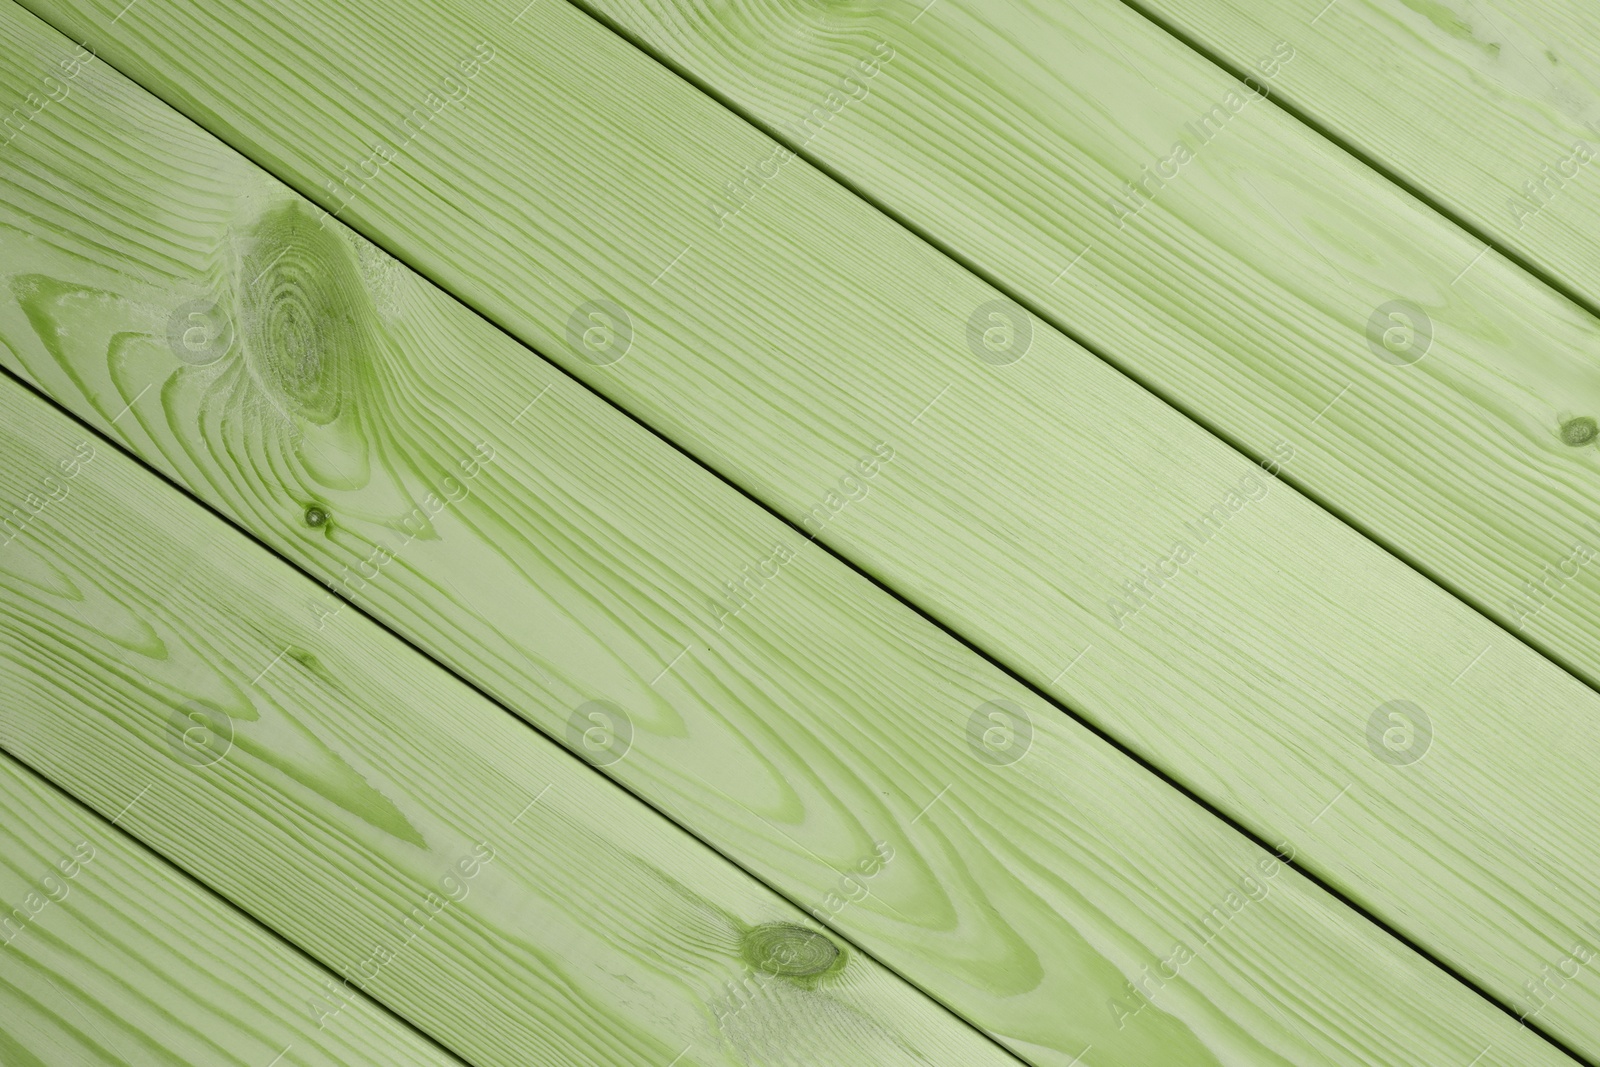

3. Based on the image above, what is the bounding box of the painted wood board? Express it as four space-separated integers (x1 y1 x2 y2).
0 220 1577 1067
0 377 1021 1067
1126 0 1600 306
0 753 463 1066
566 0 1600 705
0 10 1581 1064
9 0 1600 1055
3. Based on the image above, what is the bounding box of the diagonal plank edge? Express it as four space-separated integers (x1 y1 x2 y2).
558 0 1600 706
0 24 1561 1067
567 0 1600 702
0 380 1018 1066
1119 0 1600 322
0 10 1580 1067
2 0 1598 1062
556 0 1600 694
0 749 466 1066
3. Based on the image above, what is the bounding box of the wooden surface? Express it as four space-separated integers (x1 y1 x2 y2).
0 754 461 1066
1129 0 1600 304
0 6 1583 1063
12 0 1600 1057
571 0 1600 710
0 375 1018 1067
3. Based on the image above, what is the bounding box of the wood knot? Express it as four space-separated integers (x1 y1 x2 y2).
740 921 843 980
1560 416 1597 446
239 201 380 425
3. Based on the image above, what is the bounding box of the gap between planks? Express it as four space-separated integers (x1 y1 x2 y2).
4 5 1590 1057
0 364 1035 1067
556 0 1600 752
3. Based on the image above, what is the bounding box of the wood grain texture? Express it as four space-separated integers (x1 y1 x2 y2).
1 0 1597 1061
0 12 1580 1062
0 240 1575 1067
0 379 1020 1067
1128 0 1600 304
569 0 1600 721
0 754 462 1066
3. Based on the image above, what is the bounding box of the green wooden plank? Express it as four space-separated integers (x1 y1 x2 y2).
0 754 462 1066
0 1 1594 1063
1125 0 1600 306
560 0 1600 715
0 381 1017 1066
